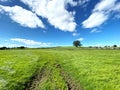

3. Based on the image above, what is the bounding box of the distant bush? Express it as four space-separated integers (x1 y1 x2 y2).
89 46 92 48
0 47 7 50
113 45 117 48
17 46 26 49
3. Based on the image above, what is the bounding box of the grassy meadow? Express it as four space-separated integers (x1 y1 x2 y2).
0 48 120 90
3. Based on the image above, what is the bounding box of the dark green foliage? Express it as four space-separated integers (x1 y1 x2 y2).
17 46 26 49
113 45 117 47
73 40 82 47
0 46 7 50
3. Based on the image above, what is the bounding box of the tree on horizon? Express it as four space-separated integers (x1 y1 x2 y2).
73 40 82 47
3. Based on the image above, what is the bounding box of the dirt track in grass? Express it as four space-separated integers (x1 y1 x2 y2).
25 62 83 90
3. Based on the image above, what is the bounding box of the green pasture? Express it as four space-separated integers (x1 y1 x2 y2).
0 48 120 90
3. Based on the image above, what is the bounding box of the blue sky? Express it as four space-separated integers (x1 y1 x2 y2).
0 0 120 47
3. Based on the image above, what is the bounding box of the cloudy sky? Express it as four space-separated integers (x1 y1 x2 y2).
0 0 120 47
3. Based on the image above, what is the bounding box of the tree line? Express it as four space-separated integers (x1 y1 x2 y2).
73 40 119 49
0 46 26 50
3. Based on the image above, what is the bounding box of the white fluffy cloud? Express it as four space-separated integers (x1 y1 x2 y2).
93 0 116 12
0 5 45 28
20 0 84 32
10 38 51 46
82 0 120 28
0 0 89 31
82 12 108 28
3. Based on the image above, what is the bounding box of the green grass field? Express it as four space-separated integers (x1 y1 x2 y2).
0 48 120 90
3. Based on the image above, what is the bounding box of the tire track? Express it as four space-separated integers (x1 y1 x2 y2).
55 64 83 90
25 62 48 90
25 62 83 90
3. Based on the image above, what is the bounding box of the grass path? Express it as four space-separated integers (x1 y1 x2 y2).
25 60 82 90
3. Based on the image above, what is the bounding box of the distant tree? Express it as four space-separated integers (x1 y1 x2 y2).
89 46 93 48
73 40 82 47
17 46 26 49
104 45 108 48
113 45 117 47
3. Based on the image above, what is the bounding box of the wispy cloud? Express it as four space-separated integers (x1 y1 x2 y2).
0 43 21 47
10 38 51 46
90 28 101 33
77 37 84 41
0 0 8 2
112 2 120 19
0 5 45 28
72 32 80 37
78 0 90 7
112 2 120 11
82 0 120 28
